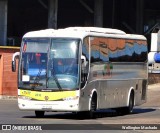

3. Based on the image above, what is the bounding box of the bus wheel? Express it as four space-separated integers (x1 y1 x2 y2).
126 92 134 114
122 92 134 115
35 111 45 118
116 92 134 115
87 94 97 119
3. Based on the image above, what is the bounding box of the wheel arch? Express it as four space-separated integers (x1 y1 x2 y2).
127 87 135 107
89 89 98 110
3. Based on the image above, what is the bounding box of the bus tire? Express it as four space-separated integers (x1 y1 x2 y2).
35 111 45 118
87 93 97 119
124 91 134 114
116 91 134 115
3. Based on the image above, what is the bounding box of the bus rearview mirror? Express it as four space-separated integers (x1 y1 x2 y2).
12 52 20 72
12 60 16 72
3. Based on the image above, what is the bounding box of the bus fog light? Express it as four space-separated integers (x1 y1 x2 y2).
70 104 78 108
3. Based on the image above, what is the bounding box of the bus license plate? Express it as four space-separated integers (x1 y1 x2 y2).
42 106 52 110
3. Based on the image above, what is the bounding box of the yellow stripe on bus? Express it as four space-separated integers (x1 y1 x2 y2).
19 89 77 101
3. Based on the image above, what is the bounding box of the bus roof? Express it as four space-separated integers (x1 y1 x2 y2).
23 27 147 40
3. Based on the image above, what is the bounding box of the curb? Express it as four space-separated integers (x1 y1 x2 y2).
0 95 17 100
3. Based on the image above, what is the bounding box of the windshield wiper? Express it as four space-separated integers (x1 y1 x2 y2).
51 73 62 91
46 72 62 91
47 60 62 91
31 67 43 90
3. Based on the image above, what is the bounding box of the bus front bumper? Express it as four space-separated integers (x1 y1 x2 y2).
18 98 79 112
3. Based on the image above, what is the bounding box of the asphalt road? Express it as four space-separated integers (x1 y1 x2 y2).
0 84 160 133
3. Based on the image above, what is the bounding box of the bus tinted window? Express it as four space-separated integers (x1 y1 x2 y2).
82 37 90 61
90 37 109 63
23 39 49 53
90 37 147 63
109 39 147 62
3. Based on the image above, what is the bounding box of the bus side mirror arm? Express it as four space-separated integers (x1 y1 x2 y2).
12 52 20 72
81 55 87 67
81 55 88 88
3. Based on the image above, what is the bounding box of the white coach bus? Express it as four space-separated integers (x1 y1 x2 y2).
12 27 148 118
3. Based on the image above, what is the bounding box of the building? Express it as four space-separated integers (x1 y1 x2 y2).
0 46 19 97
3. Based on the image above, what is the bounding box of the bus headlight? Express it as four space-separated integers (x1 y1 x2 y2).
18 96 32 100
63 96 79 101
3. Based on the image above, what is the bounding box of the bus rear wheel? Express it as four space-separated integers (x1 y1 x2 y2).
35 111 45 118
116 92 134 115
124 92 134 114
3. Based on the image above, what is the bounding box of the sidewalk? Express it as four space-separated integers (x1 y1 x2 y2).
148 83 160 90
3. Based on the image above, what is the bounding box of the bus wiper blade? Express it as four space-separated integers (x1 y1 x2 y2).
52 74 62 91
48 59 62 91
31 67 43 90
47 76 62 91
46 76 62 91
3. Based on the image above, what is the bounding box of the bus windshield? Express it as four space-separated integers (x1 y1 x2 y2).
18 38 80 91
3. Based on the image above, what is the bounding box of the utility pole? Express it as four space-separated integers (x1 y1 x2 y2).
0 0 7 45
94 0 103 27
48 0 58 29
136 0 144 34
